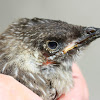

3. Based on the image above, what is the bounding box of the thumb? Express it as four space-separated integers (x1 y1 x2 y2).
0 74 42 100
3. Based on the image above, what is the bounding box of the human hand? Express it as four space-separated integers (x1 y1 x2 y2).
0 74 42 100
0 63 89 100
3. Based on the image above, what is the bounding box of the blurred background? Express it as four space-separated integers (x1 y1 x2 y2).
0 0 100 99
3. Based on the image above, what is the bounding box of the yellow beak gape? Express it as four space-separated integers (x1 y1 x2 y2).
63 42 78 54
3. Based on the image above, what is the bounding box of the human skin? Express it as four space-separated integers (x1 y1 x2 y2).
0 63 89 100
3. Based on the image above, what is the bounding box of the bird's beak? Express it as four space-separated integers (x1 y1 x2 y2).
63 27 100 54
48 27 100 61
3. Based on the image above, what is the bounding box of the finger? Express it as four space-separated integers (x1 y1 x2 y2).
0 74 42 100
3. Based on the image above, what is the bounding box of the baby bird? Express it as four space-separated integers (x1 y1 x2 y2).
0 18 100 100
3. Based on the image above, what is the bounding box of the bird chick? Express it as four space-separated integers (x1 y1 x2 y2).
0 18 100 100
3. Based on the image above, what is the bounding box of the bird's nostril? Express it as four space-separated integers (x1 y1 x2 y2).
86 27 96 34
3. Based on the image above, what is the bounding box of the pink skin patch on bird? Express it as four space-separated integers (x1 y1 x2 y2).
43 59 53 65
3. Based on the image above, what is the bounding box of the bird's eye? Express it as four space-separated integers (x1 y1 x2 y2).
47 41 58 50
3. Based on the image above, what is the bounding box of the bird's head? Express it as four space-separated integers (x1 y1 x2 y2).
1 18 100 74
